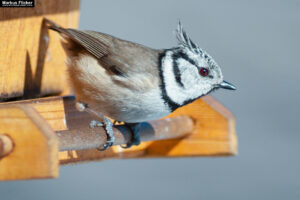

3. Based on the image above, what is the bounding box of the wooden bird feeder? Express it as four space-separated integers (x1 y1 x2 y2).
0 0 237 181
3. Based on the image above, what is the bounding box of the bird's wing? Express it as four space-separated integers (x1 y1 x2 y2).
46 18 160 77
70 30 161 76
62 29 110 59
46 19 110 59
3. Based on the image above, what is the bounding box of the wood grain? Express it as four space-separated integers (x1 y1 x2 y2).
0 0 80 100
3 96 67 131
0 105 58 180
0 95 237 165
149 95 237 157
58 94 237 164
0 96 194 149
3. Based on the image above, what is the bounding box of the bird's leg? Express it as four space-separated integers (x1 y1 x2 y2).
76 102 115 150
121 123 141 149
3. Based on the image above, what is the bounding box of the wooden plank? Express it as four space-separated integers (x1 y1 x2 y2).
146 95 237 157
0 0 80 100
58 95 237 163
0 105 58 180
3 96 67 131
0 95 237 165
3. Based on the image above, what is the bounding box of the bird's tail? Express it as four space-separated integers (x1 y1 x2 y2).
42 18 83 58
43 18 65 33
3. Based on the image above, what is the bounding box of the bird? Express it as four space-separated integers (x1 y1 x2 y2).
45 18 236 150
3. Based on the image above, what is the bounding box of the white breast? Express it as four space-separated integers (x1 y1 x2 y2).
113 88 172 123
67 53 171 123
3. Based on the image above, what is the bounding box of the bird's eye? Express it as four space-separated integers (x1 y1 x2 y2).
199 67 209 77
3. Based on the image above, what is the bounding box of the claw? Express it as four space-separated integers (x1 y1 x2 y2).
89 118 115 151
121 123 141 149
97 142 113 151
89 120 103 128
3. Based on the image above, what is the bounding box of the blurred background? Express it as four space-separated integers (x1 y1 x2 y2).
1 0 300 199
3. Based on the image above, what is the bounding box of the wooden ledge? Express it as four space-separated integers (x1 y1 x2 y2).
0 95 237 180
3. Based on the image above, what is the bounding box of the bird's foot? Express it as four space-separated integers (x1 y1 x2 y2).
122 123 141 149
89 120 103 128
90 118 115 151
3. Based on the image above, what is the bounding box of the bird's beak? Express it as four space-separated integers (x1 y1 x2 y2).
219 81 236 90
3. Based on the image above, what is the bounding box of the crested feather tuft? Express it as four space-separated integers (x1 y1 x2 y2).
176 21 218 68
176 21 202 54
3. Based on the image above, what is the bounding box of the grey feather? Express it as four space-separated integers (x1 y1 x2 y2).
66 29 109 58
45 18 160 77
45 18 109 59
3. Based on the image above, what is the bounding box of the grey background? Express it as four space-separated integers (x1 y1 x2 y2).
1 0 300 199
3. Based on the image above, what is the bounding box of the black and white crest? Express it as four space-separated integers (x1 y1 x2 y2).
176 21 203 55
176 21 216 67
158 21 225 112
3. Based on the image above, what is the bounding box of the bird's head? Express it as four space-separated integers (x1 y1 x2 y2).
159 21 236 110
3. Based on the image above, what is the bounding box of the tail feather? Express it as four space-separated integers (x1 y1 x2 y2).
43 18 109 59
43 18 65 33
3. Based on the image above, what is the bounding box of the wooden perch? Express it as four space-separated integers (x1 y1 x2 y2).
0 95 236 168
57 116 194 151
0 95 236 180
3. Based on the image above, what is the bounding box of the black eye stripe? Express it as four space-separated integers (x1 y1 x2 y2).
172 51 197 66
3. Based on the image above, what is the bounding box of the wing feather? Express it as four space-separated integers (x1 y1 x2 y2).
61 29 110 59
45 18 159 77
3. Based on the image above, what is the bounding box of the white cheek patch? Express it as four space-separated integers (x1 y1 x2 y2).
176 58 199 87
162 51 210 105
